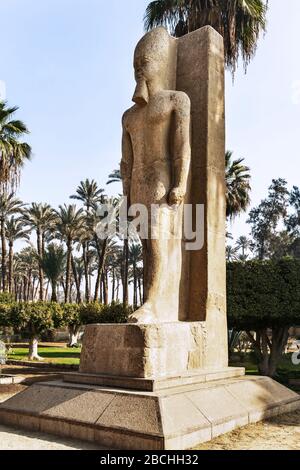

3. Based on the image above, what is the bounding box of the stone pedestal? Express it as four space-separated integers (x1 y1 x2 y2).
1 375 299 450
1 324 299 450
80 323 209 379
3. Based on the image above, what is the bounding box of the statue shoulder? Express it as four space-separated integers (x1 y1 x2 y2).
122 105 138 129
170 90 191 111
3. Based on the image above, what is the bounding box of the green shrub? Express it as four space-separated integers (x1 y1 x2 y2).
79 302 103 325
62 303 81 328
227 259 300 377
0 292 14 304
101 302 132 324
227 259 300 330
0 303 12 328
9 302 55 339
79 301 131 325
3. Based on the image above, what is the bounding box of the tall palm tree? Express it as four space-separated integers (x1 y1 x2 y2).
14 247 38 301
22 203 56 300
129 243 143 309
70 179 105 211
5 217 31 293
107 172 130 306
0 100 32 192
40 243 66 302
55 205 84 302
144 0 268 73
0 193 24 291
226 151 251 220
70 180 105 302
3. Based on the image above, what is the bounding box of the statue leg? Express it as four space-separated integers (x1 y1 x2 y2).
129 206 182 324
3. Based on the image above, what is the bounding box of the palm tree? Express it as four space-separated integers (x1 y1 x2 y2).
226 245 239 262
70 180 105 302
235 235 252 260
22 203 56 300
129 243 143 309
107 172 130 306
144 0 268 74
226 151 251 220
70 179 104 211
107 168 121 185
14 247 38 301
0 100 32 192
40 243 66 302
55 205 84 302
0 193 24 291
5 217 31 293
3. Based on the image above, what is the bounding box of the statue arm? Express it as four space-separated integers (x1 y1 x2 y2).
121 120 133 201
169 92 191 205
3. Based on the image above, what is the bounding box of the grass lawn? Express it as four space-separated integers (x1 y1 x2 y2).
8 346 81 365
229 352 300 388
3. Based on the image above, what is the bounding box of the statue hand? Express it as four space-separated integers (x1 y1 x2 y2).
168 187 185 206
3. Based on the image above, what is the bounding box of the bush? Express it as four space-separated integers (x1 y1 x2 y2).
79 301 132 325
101 302 132 324
227 259 300 377
0 303 12 327
227 259 300 330
0 292 14 304
79 302 103 325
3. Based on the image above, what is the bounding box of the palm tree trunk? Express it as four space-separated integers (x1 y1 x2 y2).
138 276 142 306
101 272 108 305
122 238 129 306
37 229 44 300
1 218 7 292
94 238 108 302
82 242 90 302
8 241 13 294
111 268 115 302
65 238 72 303
94 269 101 302
45 280 50 301
71 254 82 303
133 262 137 309
51 280 57 302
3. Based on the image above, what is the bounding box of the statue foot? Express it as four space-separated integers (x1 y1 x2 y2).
128 303 157 324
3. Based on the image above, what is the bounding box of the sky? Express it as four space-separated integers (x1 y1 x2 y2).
1 0 300 242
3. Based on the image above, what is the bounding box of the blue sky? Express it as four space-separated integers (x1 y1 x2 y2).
1 0 300 241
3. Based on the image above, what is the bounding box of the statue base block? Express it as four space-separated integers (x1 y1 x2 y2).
78 323 226 379
0 376 299 450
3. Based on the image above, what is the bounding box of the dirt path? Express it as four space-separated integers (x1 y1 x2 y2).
0 424 102 450
195 411 300 450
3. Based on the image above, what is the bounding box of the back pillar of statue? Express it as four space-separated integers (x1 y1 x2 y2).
177 27 228 368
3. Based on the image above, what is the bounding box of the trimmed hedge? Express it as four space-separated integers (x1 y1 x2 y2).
227 258 300 329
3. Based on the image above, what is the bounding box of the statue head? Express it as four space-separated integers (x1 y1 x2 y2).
132 27 171 106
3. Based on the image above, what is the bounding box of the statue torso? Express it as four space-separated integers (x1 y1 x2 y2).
123 90 178 205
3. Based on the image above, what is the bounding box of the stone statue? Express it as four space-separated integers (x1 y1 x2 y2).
121 28 191 324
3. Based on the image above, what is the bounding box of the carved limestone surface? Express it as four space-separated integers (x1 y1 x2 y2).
121 28 191 324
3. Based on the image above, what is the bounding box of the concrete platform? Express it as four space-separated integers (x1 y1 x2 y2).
64 367 245 392
0 375 299 450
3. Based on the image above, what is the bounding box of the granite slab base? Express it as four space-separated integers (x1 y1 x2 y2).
0 375 299 450
64 367 245 392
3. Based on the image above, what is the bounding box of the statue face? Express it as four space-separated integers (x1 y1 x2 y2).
134 52 162 84
132 28 170 106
